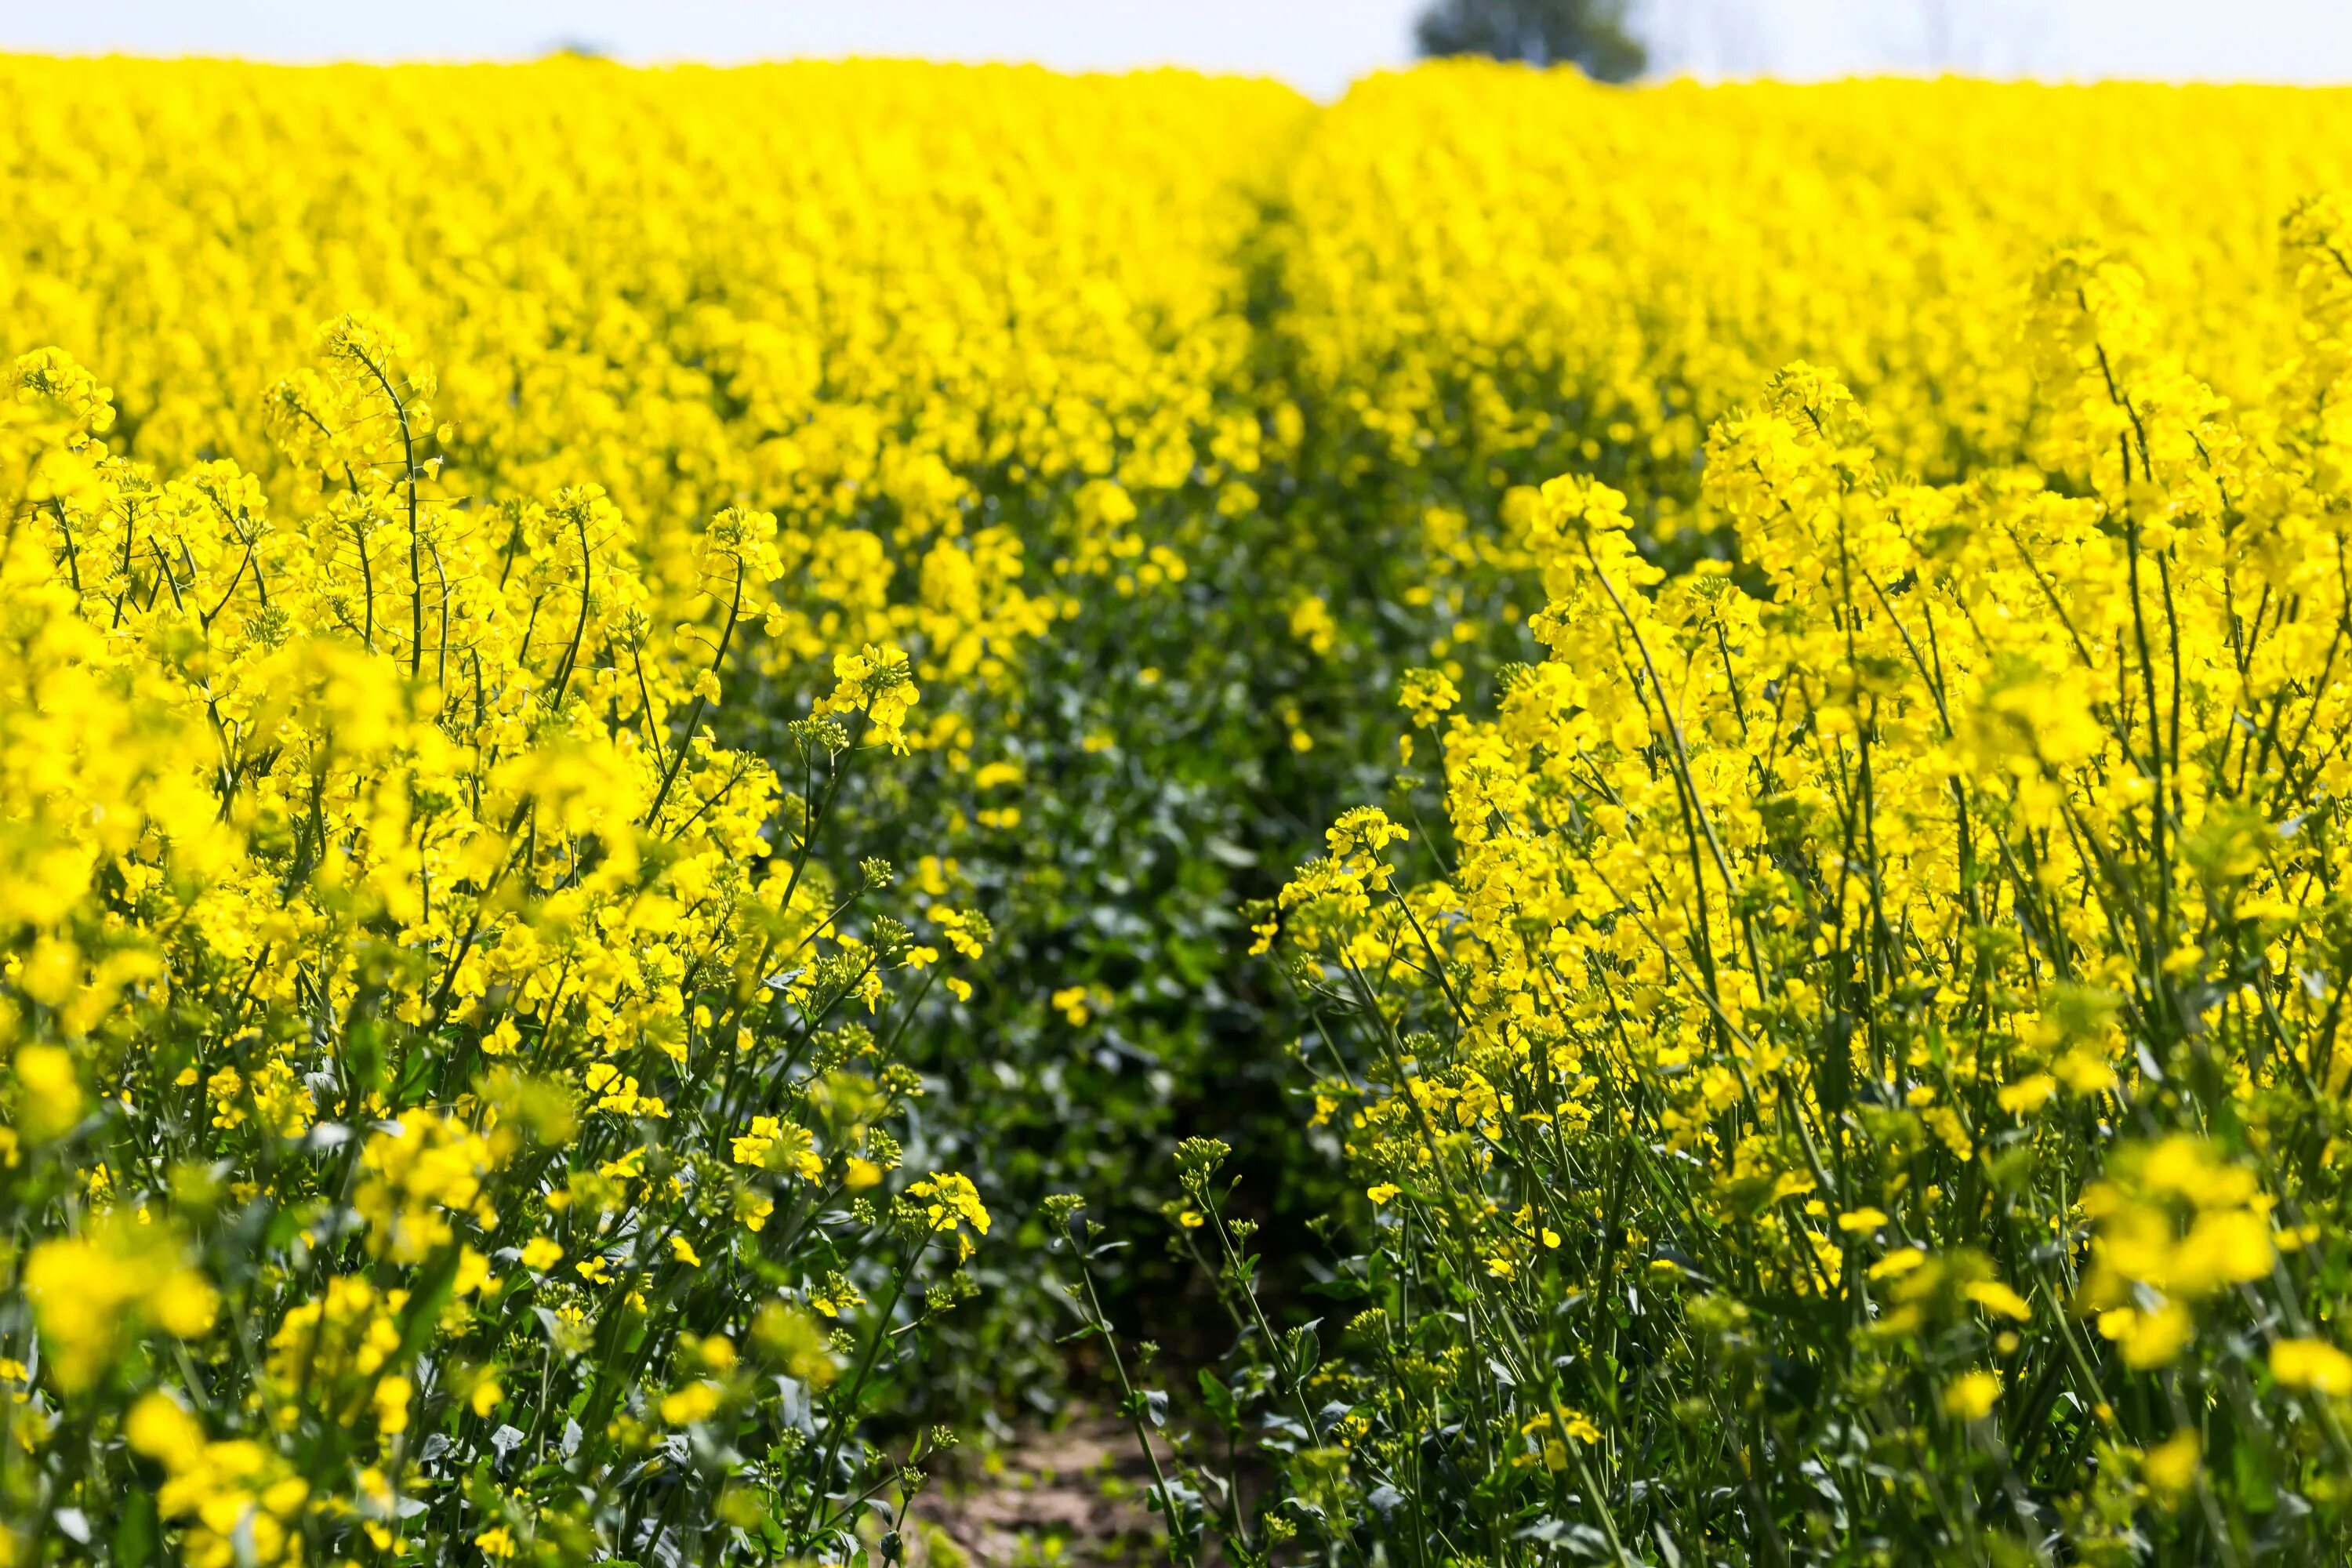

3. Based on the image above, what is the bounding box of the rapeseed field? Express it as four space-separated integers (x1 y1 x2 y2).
5 54 2352 1566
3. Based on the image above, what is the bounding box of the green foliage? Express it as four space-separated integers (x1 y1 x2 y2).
1415 0 1648 82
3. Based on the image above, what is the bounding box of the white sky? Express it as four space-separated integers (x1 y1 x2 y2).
2 1 2349 98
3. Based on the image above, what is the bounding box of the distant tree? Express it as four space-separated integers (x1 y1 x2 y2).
1414 0 1648 82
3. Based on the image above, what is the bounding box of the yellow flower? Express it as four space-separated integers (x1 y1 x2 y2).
24 1222 216 1392
12 1045 84 1142
1290 595 1339 657
1964 1281 2033 1321
660 1381 724 1427
372 1374 412 1435
1398 666 1458 727
125 1393 209 1471
354 1112 494 1264
1327 806 1406 859
1942 1370 2002 1421
1051 985 1093 1026
2098 1301 2196 1370
731 1116 822 1181
1996 1074 2058 1113
817 644 921 752
2143 1429 2202 1497
1867 1248 1926 1281
907 1171 991 1260
2270 1337 2352 1396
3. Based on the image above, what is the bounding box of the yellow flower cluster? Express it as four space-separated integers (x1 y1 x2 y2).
0 318 988 1552
1275 170 2352 1563
21 1221 217 1396
1280 70 2352 521
0 56 1306 716
0 56 1328 1559
1258 70 2352 764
